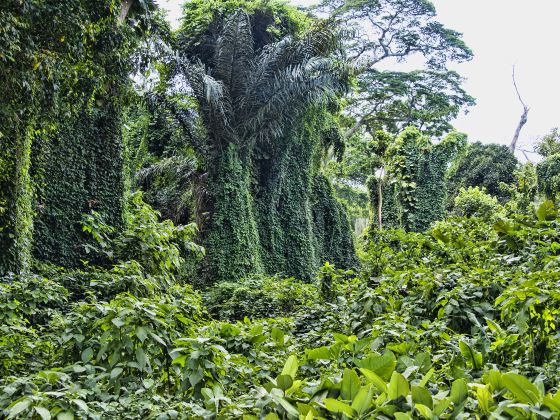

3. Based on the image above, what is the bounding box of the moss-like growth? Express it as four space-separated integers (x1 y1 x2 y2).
369 128 465 232
203 143 263 284
0 128 34 274
312 174 359 269
32 107 125 267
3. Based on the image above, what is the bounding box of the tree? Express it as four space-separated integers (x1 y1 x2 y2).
344 69 475 138
317 0 474 137
537 155 560 201
0 0 143 273
367 127 465 231
535 128 560 158
447 142 518 205
30 0 162 267
169 9 351 282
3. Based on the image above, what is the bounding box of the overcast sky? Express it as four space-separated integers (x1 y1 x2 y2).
157 0 560 161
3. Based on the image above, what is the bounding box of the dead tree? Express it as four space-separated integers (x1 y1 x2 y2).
510 66 530 153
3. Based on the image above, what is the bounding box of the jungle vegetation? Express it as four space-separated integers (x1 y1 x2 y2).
2 0 560 419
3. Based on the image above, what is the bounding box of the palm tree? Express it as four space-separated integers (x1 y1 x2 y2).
170 10 350 283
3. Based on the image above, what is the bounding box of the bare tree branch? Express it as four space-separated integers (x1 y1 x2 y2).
510 65 530 153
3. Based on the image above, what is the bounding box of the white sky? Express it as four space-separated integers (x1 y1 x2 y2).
157 0 560 161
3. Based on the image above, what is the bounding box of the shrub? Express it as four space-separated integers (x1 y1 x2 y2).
452 186 505 221
203 274 317 321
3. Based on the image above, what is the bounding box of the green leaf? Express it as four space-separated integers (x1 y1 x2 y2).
324 398 355 417
341 368 361 401
476 386 493 414
537 200 557 221
351 384 374 415
276 374 293 391
135 347 147 370
111 317 125 328
388 372 409 401
110 367 123 379
264 414 280 420
415 404 433 419
433 398 451 417
484 370 504 392
306 346 331 360
7 399 31 419
412 385 433 409
355 351 396 381
72 400 88 413
544 392 560 413
34 407 51 420
459 341 482 370
281 355 298 379
450 378 468 405
81 347 93 363
394 413 412 420
135 326 148 342
359 368 387 394
418 368 434 387
271 327 285 346
57 412 75 420
271 394 299 417
502 372 542 404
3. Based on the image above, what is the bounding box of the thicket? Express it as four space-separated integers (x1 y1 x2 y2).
5 1 560 419
2 192 560 418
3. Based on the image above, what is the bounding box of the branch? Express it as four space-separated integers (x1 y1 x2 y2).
510 65 530 153
512 65 528 109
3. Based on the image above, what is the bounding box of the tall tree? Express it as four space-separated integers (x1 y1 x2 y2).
317 0 474 137
170 9 350 282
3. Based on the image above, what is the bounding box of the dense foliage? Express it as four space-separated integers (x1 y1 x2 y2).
3 195 560 418
5 1 560 419
446 142 519 205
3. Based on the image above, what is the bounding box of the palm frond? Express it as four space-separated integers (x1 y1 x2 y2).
213 10 254 106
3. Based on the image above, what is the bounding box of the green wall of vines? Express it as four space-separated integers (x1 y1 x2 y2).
202 107 358 284
203 143 263 284
254 116 318 281
32 106 125 267
0 127 34 274
312 174 359 269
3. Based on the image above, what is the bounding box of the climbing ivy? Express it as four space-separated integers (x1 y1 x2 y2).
32 107 125 267
202 144 263 284
368 127 466 232
312 174 359 269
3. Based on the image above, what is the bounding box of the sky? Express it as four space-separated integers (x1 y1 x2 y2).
156 0 560 161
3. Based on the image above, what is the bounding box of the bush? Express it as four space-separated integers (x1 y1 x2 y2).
452 186 504 221
203 274 317 321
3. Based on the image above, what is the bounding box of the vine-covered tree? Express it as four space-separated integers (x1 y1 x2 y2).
367 127 466 231
166 6 354 282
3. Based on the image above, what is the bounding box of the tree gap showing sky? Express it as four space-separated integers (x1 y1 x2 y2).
156 0 560 161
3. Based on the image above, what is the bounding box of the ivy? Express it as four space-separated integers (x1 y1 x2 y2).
368 127 465 232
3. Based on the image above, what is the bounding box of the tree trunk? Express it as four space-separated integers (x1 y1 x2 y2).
510 66 530 153
510 107 529 152
377 177 383 230
119 0 134 22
